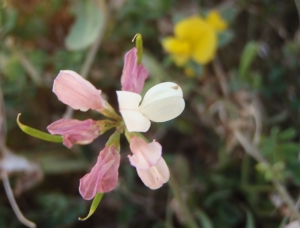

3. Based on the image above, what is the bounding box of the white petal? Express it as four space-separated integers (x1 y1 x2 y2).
140 82 183 108
140 97 185 122
116 91 141 110
139 82 185 122
117 91 150 132
119 110 151 132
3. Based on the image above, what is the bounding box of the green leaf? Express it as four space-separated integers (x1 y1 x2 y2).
65 0 104 51
278 128 296 141
196 209 214 228
278 217 288 228
278 143 299 154
245 209 255 228
0 7 18 36
17 114 63 143
78 193 104 221
238 42 259 79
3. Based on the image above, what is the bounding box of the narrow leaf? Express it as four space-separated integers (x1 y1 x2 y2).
196 209 214 228
78 193 104 221
17 114 63 143
238 41 259 79
245 209 255 228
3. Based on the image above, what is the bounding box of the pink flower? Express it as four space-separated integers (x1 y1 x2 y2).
128 136 170 189
53 70 107 112
47 119 101 149
121 48 148 94
79 146 120 200
47 70 113 149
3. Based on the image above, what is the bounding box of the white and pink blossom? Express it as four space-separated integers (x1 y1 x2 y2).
128 136 170 189
117 82 185 132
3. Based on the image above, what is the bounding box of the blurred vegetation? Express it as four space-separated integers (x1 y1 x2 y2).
0 0 300 227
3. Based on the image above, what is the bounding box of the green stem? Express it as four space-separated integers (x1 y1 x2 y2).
100 103 122 121
168 173 198 228
234 129 300 223
273 180 300 222
16 51 43 86
105 127 123 150
124 130 148 143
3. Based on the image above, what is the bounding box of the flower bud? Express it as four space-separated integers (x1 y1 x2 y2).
79 146 120 200
53 70 107 112
47 119 101 149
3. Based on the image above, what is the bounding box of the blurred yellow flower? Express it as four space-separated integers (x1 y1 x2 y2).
162 16 216 66
206 10 228 32
162 11 228 67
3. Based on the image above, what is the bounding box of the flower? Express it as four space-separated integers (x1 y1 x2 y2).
162 15 217 66
79 145 120 200
117 82 185 132
47 119 101 149
205 10 228 32
53 70 107 112
128 136 169 189
121 47 148 94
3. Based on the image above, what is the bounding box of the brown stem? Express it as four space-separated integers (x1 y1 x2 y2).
213 57 229 98
1 171 36 228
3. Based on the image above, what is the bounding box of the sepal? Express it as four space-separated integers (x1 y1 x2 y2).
78 193 104 221
133 33 143 65
17 114 63 143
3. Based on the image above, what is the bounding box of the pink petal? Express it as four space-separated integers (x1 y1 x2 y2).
53 70 107 112
136 157 170 189
121 48 148 94
128 137 161 169
79 146 120 200
47 119 101 149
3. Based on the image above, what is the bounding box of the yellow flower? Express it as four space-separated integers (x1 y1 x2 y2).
162 16 217 66
205 10 228 32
